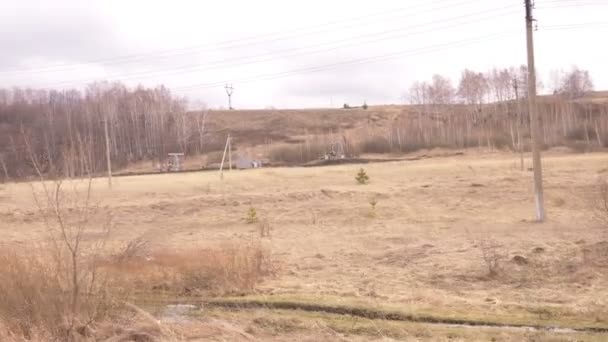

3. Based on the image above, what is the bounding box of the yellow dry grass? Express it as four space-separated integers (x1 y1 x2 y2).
1 150 608 339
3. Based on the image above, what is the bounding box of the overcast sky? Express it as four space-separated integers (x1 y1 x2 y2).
0 0 607 109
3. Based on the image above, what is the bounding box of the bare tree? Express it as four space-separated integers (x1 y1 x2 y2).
21 128 117 338
457 69 488 113
558 66 594 99
428 74 454 105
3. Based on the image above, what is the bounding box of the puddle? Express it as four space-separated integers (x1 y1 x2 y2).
160 304 199 323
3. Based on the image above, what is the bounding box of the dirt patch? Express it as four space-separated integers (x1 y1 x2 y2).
511 255 529 265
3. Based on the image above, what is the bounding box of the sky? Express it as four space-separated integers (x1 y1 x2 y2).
0 0 607 109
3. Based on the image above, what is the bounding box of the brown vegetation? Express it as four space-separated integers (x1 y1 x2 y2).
1 66 606 179
0 243 272 341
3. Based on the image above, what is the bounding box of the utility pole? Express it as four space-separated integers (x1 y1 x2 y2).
525 0 545 221
228 134 232 171
103 112 112 189
513 78 524 171
225 84 234 110
219 134 231 180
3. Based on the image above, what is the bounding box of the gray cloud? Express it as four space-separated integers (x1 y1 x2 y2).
0 0 606 108
0 3 125 68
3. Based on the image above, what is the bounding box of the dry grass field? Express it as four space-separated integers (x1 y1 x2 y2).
1 150 608 340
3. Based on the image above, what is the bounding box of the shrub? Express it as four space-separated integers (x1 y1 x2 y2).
205 150 226 165
246 207 259 224
269 142 325 164
368 197 378 218
565 126 587 141
108 244 274 296
358 134 428 154
360 136 392 154
258 217 272 238
0 249 122 340
478 239 506 278
595 179 608 237
178 244 271 294
355 168 369 184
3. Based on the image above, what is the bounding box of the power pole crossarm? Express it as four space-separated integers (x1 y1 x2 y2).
525 0 545 222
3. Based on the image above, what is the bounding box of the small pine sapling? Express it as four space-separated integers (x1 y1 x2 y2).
246 207 258 224
355 168 370 184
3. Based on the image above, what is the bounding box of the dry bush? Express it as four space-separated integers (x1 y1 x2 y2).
0 250 65 338
258 217 272 238
105 243 273 296
488 133 512 149
0 242 271 340
113 236 149 264
204 151 226 166
358 134 430 154
565 125 590 141
594 179 608 235
367 197 379 218
177 244 272 294
0 249 123 341
592 179 608 248
269 142 326 164
5 139 130 340
478 239 507 278
269 135 359 164
597 179 608 219
359 135 392 154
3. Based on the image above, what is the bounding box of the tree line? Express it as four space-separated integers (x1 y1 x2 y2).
0 82 215 180
361 65 603 154
0 65 604 180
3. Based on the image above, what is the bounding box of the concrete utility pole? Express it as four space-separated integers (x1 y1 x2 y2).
225 84 234 110
103 112 113 189
525 0 545 221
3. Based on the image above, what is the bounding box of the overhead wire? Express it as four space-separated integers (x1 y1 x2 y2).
0 0 483 75
40 5 521 88
2 2 605 93
173 22 608 93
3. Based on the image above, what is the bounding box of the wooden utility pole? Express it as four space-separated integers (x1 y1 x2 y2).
513 78 524 171
228 134 232 171
103 113 113 189
225 84 234 110
525 0 545 221
219 134 231 180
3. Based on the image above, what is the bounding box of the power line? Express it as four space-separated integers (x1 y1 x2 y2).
0 0 483 75
3 3 601 89
172 22 608 93
1 22 604 94
39 6 520 88
7 2 599 89
174 32 518 92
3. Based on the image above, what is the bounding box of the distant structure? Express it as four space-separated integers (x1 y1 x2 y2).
225 84 234 110
323 140 345 160
236 155 263 169
158 153 184 172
